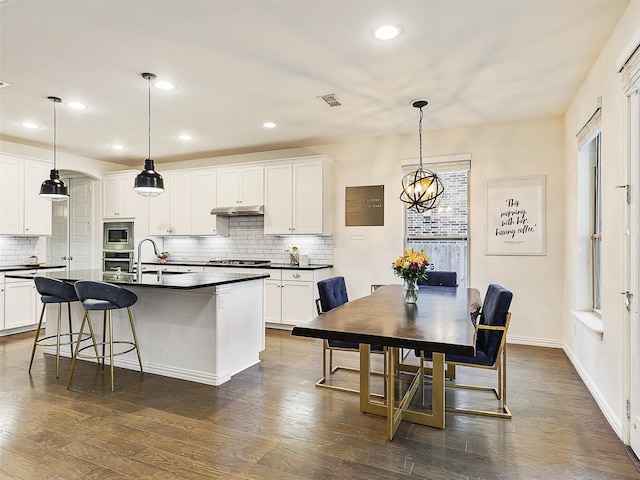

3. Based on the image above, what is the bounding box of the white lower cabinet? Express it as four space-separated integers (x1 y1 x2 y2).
265 269 330 326
4 276 41 331
204 266 329 326
1 268 66 334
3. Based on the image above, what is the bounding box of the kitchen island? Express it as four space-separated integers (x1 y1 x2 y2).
8 269 269 386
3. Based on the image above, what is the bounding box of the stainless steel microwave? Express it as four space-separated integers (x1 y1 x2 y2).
103 221 134 250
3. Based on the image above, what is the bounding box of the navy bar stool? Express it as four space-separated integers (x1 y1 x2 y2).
30 277 98 378
67 281 143 391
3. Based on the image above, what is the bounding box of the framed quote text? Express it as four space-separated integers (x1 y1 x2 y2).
486 175 546 255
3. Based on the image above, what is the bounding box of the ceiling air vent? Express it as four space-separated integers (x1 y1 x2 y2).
0 81 10 89
318 94 342 107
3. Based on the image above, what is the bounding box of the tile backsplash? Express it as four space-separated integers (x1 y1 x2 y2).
162 217 333 264
0 236 46 266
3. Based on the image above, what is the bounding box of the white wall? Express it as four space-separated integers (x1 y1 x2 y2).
562 0 640 438
312 116 565 347
0 140 124 178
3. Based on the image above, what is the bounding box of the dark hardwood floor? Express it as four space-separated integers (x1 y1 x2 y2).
0 328 638 479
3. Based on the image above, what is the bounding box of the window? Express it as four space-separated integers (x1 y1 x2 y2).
404 160 469 286
589 133 603 311
577 107 602 314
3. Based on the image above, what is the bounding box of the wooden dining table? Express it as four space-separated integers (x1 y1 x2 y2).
291 284 481 439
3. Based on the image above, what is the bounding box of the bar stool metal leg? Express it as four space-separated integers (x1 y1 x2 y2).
30 298 98 379
127 307 144 373
68 280 143 392
67 311 89 389
28 303 48 374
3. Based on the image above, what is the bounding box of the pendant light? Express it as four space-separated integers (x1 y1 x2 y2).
134 72 164 197
400 99 444 212
39 96 69 201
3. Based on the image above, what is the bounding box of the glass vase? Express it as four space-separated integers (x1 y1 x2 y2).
403 278 419 304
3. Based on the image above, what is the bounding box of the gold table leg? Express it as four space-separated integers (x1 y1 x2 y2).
359 345 446 440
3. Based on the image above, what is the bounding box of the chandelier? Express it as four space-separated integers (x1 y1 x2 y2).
400 100 444 212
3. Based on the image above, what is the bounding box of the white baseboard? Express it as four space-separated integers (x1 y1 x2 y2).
563 343 623 440
507 335 563 348
115 357 234 386
43 346 253 386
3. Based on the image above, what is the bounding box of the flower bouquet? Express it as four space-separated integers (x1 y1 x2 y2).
157 251 170 264
392 248 431 303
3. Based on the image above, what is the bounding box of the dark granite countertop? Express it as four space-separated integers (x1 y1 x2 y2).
143 261 332 271
0 264 67 273
5 268 269 290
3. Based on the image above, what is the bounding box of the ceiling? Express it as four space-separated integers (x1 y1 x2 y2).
0 0 630 167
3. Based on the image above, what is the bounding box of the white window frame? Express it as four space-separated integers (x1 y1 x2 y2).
576 106 602 315
401 153 471 286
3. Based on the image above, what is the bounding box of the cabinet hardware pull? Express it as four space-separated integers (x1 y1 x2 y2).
293 273 300 278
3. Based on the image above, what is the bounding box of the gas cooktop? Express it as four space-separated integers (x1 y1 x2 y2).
207 259 271 266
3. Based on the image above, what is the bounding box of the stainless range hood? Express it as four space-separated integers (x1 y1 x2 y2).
210 205 264 216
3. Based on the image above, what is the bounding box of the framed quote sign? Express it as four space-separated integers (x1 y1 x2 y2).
345 185 384 226
486 175 546 255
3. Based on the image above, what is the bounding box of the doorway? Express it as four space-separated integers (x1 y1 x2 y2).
47 175 94 270
625 88 640 458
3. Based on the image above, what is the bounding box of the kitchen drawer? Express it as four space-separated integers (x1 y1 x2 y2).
281 270 313 282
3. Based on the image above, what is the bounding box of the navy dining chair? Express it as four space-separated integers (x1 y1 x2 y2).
418 283 513 418
315 276 386 397
418 270 458 287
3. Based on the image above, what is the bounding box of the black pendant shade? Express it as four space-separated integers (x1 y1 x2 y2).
40 96 69 201
400 99 444 212
134 158 164 196
40 169 69 199
134 72 165 197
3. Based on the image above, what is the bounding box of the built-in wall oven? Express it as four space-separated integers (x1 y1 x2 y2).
103 221 134 272
103 250 134 273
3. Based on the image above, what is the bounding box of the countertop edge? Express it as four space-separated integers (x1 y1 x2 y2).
0 264 67 273
5 270 270 289
143 262 333 271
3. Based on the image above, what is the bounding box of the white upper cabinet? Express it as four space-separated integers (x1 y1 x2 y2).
0 154 52 235
102 171 141 218
23 161 53 235
102 170 150 236
216 165 264 208
149 171 192 236
191 169 229 236
0 156 25 234
264 156 332 235
263 164 292 234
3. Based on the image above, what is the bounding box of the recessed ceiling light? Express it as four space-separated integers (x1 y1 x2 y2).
262 122 277 129
155 80 175 90
66 101 86 110
22 122 39 129
374 24 400 40
111 144 125 150
178 134 192 141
